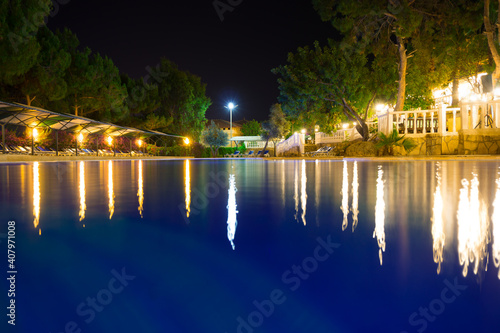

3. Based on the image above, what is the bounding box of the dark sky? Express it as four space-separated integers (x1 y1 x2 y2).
47 0 338 121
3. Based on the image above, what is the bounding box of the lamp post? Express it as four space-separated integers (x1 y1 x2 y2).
226 102 237 147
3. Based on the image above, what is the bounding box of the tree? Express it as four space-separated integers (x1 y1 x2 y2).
273 41 392 141
202 120 228 157
484 0 500 85
313 0 447 111
0 0 52 83
157 58 211 141
240 119 261 136
9 26 71 106
260 104 290 156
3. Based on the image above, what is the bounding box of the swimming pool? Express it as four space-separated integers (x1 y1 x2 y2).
1 159 499 333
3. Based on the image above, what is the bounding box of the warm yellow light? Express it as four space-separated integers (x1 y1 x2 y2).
32 128 39 140
78 133 84 143
342 123 349 129
136 139 142 147
301 129 306 134
352 122 357 126
107 136 113 146
376 104 386 112
184 137 190 145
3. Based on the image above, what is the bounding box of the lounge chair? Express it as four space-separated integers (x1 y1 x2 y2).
239 150 254 157
225 151 240 157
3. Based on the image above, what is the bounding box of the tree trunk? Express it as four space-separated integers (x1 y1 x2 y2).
484 0 500 84
451 76 459 107
355 122 370 141
260 139 269 157
26 95 35 106
395 36 407 112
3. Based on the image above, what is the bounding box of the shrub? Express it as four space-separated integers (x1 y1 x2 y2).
375 129 416 155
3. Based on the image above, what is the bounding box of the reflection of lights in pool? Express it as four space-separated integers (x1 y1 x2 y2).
138 160 144 218
300 159 307 225
108 161 114 219
183 160 190 218
227 174 238 250
493 175 500 279
341 161 349 231
351 161 359 232
294 162 299 222
373 165 385 265
79 161 86 223
33 162 40 233
431 162 444 274
457 174 489 277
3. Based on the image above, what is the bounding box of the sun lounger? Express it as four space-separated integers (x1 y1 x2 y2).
239 150 254 157
225 151 240 157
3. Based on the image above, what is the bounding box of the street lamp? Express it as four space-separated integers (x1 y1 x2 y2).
225 102 237 147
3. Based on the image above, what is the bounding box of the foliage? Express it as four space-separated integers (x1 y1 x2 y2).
156 58 211 141
273 42 391 141
240 119 261 136
191 142 205 158
0 0 52 83
375 129 417 155
202 120 229 157
260 104 290 156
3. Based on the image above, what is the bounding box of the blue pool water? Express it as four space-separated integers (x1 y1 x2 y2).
1 159 500 333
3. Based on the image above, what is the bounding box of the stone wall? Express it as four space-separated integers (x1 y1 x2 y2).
457 129 500 155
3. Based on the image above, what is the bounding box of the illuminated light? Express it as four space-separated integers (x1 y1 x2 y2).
457 174 489 277
431 162 445 274
494 88 500 97
470 94 478 102
301 129 306 134
32 128 39 141
342 123 349 129
136 139 142 147
79 161 86 222
227 102 235 110
376 104 385 111
351 161 359 232
78 133 84 143
33 162 40 231
315 128 318 132
184 137 190 145
352 122 357 126
107 136 113 146
492 173 500 279
341 161 349 231
373 165 386 265
294 131 298 135
138 160 144 218
108 161 114 219
227 173 238 250
184 160 190 218
300 159 307 225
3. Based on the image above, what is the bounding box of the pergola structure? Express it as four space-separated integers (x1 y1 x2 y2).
0 101 187 156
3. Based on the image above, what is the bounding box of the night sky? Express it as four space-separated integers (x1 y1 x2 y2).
46 0 338 121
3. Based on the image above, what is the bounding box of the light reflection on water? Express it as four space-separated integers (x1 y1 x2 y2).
341 160 349 231
374 165 386 265
12 159 500 280
457 173 490 277
493 173 500 279
183 159 189 218
431 162 444 274
227 173 237 250
79 161 86 224
108 160 114 219
32 162 40 234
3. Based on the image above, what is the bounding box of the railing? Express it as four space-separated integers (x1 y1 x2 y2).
377 105 460 136
275 133 304 156
316 121 377 144
460 100 500 130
